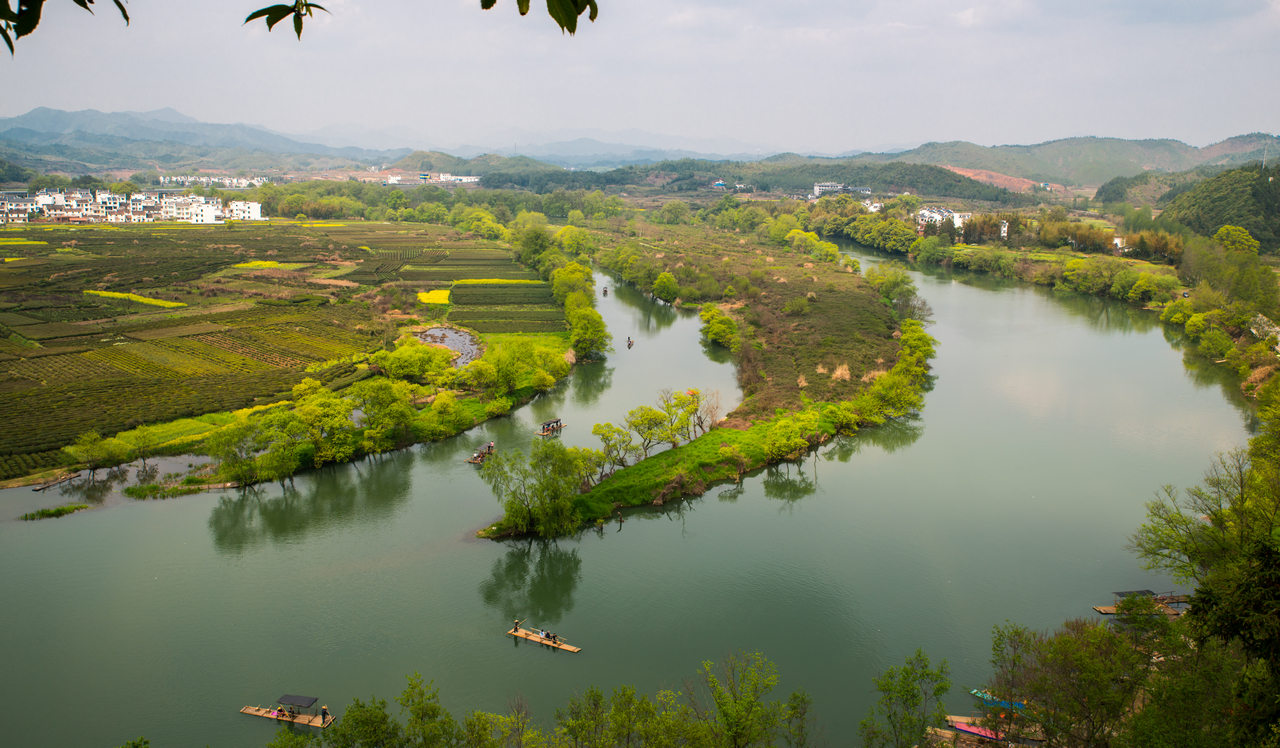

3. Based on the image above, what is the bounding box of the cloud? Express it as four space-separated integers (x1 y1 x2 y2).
1 0 1278 155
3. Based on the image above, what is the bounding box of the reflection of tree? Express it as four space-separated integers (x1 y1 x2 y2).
571 362 614 408
761 462 817 503
824 416 926 463
59 465 130 504
478 540 582 626
717 483 745 502
699 338 735 365
134 463 159 486
1049 292 1160 335
208 451 414 554
611 280 679 332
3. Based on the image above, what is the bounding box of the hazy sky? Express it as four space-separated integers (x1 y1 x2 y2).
3 0 1278 154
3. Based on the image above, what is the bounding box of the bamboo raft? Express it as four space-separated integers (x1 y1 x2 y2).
537 419 565 437
240 706 334 728
507 627 581 653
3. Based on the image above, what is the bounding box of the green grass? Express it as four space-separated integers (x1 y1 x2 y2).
21 504 89 520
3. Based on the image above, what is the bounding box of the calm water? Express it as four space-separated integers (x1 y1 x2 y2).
0 253 1253 747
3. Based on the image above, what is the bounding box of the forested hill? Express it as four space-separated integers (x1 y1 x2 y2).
482 159 1028 204
389 151 563 176
1162 163 1280 251
0 130 380 175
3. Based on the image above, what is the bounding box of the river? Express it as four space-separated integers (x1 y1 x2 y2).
0 248 1254 746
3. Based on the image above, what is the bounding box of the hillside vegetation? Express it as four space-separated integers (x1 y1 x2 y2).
1162 164 1280 251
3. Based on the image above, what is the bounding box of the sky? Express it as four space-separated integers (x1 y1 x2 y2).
3 0 1279 155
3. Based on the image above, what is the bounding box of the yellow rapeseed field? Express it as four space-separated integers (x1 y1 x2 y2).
84 290 187 308
451 279 545 285
418 290 450 304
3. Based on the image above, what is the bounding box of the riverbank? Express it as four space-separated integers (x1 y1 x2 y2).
909 240 1279 397
477 218 939 537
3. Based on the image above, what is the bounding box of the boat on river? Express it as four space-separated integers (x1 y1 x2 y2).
240 695 334 728
537 419 565 437
1092 589 1187 617
466 442 496 464
507 627 581 652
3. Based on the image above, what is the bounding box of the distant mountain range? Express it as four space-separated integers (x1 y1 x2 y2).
0 108 1275 190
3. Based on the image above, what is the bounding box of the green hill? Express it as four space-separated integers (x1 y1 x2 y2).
389 151 562 176
1162 163 1280 251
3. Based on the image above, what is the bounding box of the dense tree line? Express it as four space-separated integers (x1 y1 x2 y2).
486 159 1028 203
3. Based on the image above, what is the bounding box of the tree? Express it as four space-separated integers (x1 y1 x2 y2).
692 651 785 748
859 648 951 748
625 405 667 458
3 0 598 54
480 438 582 536
205 417 262 484
1030 619 1146 748
653 271 680 302
347 378 415 454
591 421 638 469
1127 448 1276 586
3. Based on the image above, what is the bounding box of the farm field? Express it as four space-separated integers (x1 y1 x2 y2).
0 221 564 480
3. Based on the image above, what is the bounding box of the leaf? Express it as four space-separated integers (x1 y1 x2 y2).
517 0 530 15
12 0 45 38
112 0 129 25
244 4 295 30
293 11 302 38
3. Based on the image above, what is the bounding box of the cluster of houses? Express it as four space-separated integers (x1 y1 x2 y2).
0 189 264 225
916 206 973 230
158 174 268 189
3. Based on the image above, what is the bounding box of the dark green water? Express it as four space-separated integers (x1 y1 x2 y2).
0 253 1253 747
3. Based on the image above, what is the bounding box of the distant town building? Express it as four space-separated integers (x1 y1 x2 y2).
1 189 264 225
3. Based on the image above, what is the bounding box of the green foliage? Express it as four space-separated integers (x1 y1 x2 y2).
653 271 680 302
859 649 951 748
480 438 584 537
20 503 88 520
763 408 819 462
1164 164 1280 252
699 304 740 351
864 261 933 322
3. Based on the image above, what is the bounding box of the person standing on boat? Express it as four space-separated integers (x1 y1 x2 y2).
513 618 524 633
321 705 330 724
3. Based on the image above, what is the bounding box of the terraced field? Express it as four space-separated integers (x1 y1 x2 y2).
0 220 568 480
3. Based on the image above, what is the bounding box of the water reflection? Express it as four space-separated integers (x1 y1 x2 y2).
610 280 680 332
570 362 614 408
478 539 582 625
824 416 926 463
699 338 735 365
58 466 130 504
1049 291 1161 334
134 463 159 486
208 450 415 554
761 462 817 504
